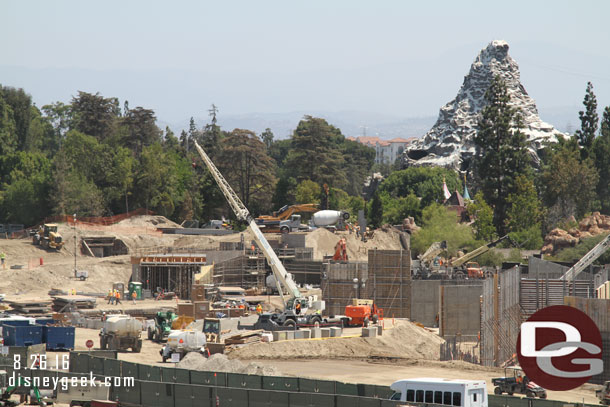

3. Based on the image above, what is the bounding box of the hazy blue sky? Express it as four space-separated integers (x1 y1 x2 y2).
1 0 609 129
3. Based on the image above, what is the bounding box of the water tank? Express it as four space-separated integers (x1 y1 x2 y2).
105 316 142 336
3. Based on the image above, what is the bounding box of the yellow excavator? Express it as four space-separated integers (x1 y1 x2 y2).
255 204 318 233
32 224 64 251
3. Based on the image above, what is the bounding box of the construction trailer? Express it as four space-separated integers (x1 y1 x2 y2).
132 254 206 300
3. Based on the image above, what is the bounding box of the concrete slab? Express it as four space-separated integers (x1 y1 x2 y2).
320 328 330 338
285 331 295 340
376 325 383 336
311 328 322 338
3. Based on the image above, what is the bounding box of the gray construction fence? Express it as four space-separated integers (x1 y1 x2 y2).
0 352 602 407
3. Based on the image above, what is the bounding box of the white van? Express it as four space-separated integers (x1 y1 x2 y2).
390 378 487 407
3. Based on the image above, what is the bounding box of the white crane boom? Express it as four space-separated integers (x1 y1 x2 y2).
192 141 301 304
559 233 610 282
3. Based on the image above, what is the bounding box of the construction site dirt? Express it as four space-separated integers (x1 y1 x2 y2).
0 215 605 406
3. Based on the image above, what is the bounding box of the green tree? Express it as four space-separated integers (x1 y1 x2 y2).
340 139 375 196
261 128 274 150
575 82 599 160
411 203 477 257
295 180 321 205
505 175 543 249
379 191 421 225
284 116 346 189
474 75 530 234
0 85 32 151
70 91 120 141
121 107 162 156
133 143 178 215
377 167 461 208
467 192 496 241
540 137 599 224
591 106 610 214
0 151 52 224
271 175 297 209
0 93 17 157
367 191 383 228
218 129 277 213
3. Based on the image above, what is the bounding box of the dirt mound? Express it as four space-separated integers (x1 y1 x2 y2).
116 215 182 228
305 228 404 261
542 212 610 254
178 352 281 375
228 320 443 361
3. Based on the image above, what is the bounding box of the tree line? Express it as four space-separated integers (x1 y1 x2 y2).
0 86 376 226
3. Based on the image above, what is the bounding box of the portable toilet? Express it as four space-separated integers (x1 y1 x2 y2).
128 282 142 300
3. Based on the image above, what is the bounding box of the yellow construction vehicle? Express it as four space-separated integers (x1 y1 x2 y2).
32 223 64 251
257 204 318 221
255 204 318 233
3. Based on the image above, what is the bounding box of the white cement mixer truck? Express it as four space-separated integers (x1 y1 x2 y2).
99 315 143 352
309 210 350 231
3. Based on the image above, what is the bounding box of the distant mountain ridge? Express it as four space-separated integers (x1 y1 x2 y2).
160 111 437 141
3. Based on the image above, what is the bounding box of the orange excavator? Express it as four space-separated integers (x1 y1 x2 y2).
333 238 348 261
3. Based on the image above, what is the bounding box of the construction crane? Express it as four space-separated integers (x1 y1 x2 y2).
451 235 515 267
559 233 610 283
192 141 300 307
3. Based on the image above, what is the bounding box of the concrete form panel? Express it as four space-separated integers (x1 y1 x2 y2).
439 284 482 338
410 280 441 326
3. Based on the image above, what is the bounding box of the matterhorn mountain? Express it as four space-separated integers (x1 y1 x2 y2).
402 40 566 172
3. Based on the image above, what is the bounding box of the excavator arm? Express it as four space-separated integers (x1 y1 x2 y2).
192 141 301 306
451 235 515 267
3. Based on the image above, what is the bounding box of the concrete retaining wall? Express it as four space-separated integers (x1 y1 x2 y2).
439 284 482 338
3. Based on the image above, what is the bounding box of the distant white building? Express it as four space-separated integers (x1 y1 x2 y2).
348 136 415 165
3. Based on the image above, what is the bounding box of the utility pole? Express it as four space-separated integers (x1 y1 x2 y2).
73 214 77 278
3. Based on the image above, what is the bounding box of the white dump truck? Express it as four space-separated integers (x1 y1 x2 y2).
160 330 206 362
99 315 142 352
390 378 488 407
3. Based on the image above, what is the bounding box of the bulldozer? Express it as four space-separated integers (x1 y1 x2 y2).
32 224 64 251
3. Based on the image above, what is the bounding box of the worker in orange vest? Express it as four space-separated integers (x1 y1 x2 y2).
256 304 263 314
115 290 122 305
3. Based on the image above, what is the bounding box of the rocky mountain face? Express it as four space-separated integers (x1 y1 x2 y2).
402 40 565 171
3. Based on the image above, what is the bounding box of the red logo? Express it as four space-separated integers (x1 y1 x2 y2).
86 339 94 349
517 305 603 391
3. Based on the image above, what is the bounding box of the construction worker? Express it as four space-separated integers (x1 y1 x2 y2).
295 301 301 315
256 304 262 314
0 252 5 269
107 290 113 304
131 290 137 305
115 290 122 305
